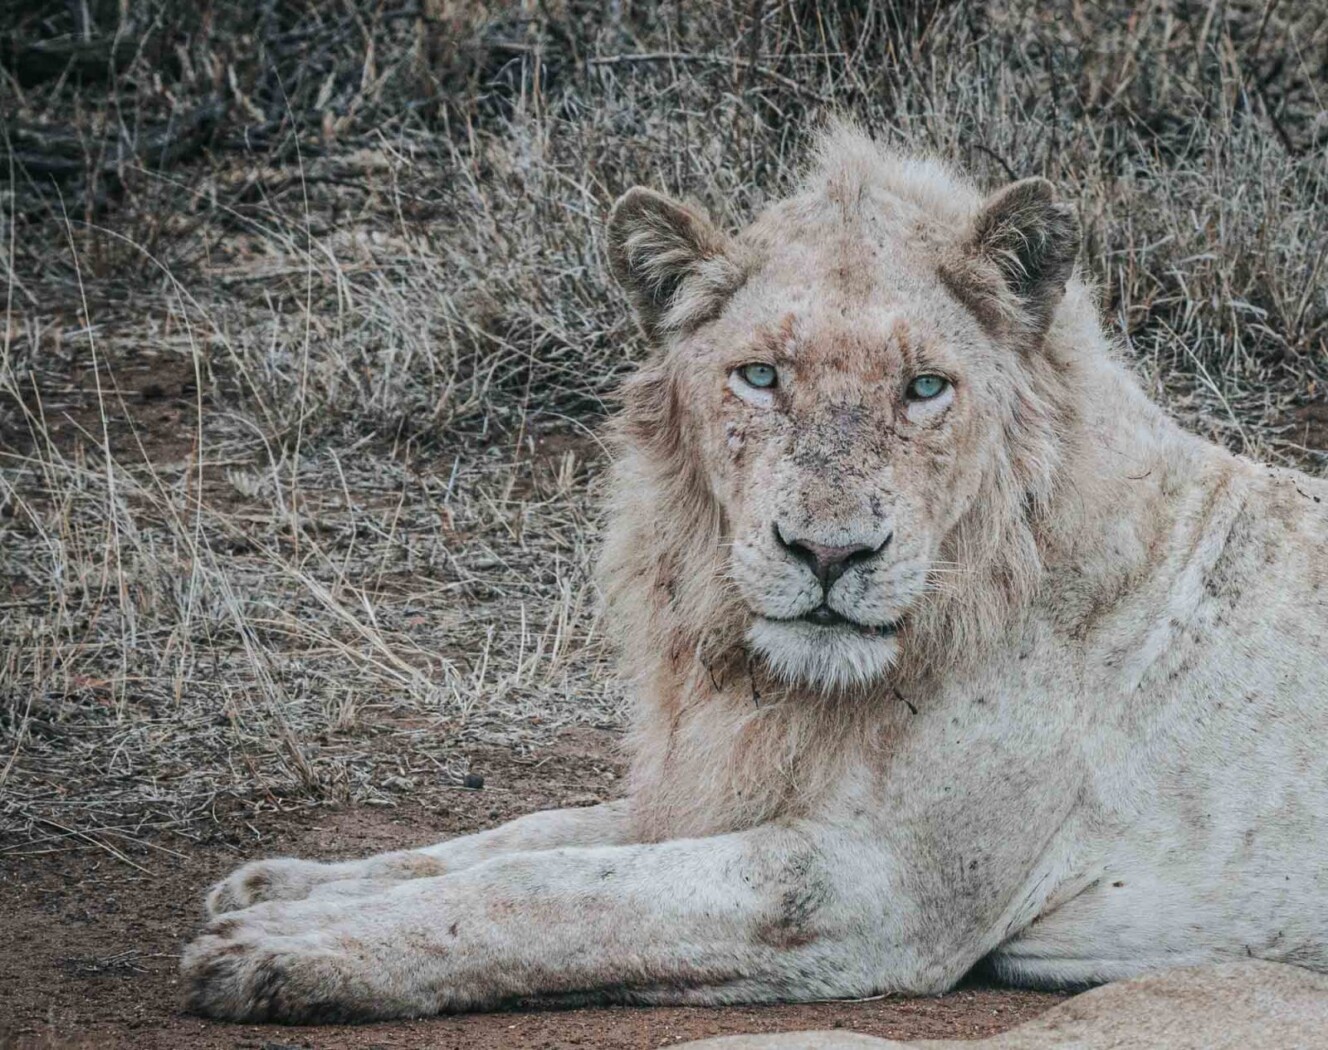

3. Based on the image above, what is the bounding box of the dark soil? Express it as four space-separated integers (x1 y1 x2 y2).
0 729 1066 1050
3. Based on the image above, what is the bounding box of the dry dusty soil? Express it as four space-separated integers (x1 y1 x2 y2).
0 728 1067 1050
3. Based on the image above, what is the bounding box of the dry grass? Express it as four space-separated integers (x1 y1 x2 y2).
2 0 1327 862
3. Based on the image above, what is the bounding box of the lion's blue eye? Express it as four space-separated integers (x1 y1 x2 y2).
907 374 948 400
738 363 778 389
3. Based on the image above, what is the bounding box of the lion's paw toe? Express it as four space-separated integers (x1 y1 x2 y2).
181 926 354 1023
205 858 331 916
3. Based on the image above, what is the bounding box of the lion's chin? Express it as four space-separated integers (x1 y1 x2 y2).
747 617 899 692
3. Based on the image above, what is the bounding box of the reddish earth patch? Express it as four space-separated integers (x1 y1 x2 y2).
1285 400 1328 453
0 730 1066 1049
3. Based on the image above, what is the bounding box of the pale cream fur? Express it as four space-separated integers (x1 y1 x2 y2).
181 125 1328 1024
675 962 1328 1049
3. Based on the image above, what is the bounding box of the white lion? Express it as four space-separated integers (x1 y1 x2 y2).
182 124 1328 1023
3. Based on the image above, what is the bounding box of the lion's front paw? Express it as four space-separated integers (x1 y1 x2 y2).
182 909 429 1022
205 858 340 916
182 926 345 1022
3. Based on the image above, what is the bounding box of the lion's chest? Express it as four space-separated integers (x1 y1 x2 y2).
624 688 906 842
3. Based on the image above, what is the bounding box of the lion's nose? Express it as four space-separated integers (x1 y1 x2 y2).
774 525 890 590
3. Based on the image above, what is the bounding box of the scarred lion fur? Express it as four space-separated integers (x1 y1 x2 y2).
181 124 1328 1024
600 127 1086 841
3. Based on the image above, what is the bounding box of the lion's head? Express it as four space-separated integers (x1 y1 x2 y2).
603 127 1082 693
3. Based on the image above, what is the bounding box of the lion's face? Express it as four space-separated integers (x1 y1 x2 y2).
608 143 1077 690
676 268 998 689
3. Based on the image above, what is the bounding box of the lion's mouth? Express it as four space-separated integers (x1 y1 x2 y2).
769 605 899 638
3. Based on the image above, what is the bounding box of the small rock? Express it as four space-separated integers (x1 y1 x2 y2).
463 772 485 789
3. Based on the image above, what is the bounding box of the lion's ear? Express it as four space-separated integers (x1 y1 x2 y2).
952 177 1079 344
607 188 743 342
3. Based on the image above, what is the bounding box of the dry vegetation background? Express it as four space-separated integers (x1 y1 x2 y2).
2 0 1327 865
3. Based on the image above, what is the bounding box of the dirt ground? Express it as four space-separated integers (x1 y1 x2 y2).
1 728 1065 1050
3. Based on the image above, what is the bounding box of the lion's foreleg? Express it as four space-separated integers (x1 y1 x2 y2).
206 799 631 915
184 824 928 1022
